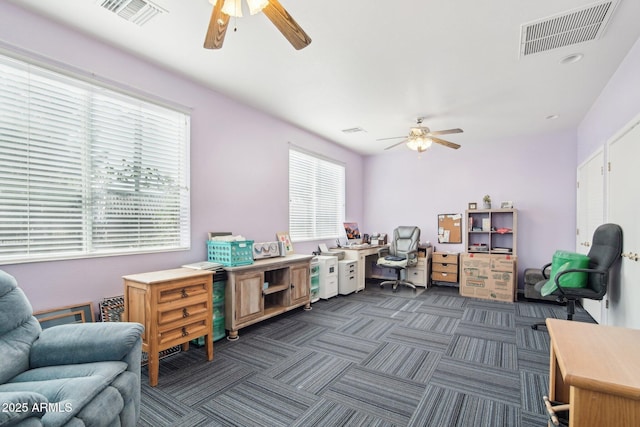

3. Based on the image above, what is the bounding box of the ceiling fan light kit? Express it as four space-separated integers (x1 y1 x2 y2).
382 118 463 153
204 0 312 50
217 0 269 17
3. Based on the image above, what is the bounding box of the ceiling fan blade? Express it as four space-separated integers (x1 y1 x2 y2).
431 136 461 150
384 140 408 150
376 136 406 141
203 1 230 49
429 128 463 136
262 0 312 50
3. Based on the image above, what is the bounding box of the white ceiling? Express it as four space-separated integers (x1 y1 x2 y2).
9 0 640 155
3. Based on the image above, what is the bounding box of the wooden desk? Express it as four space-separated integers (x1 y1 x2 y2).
546 318 640 426
123 268 214 386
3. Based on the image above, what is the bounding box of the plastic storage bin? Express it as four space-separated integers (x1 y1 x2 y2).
207 240 254 266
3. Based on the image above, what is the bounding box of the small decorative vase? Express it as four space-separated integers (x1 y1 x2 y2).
483 202 491 209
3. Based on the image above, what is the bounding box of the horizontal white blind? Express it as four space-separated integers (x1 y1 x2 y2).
289 148 344 241
0 54 190 263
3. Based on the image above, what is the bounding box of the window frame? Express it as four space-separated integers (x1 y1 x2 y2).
288 146 345 242
0 50 191 265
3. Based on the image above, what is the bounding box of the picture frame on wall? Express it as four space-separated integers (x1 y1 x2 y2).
468 202 477 210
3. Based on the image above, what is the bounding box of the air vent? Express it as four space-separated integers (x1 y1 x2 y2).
519 0 618 57
341 127 366 134
96 0 167 26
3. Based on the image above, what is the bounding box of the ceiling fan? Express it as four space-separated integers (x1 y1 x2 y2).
379 118 463 153
203 0 312 50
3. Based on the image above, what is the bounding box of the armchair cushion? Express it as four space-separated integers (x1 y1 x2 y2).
0 269 144 427
30 322 144 368
0 391 47 425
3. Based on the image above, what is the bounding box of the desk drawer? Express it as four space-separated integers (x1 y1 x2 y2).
432 271 458 283
158 282 209 304
406 268 426 285
433 252 458 264
158 297 209 325
433 263 458 273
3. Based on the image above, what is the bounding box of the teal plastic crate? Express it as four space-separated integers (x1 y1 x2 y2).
207 240 254 266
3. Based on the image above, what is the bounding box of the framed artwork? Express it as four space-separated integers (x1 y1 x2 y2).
34 302 95 329
276 231 294 254
468 202 477 210
501 201 513 208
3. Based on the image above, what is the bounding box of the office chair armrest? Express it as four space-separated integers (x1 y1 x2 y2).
541 262 552 279
553 267 608 296
378 247 390 257
398 249 418 266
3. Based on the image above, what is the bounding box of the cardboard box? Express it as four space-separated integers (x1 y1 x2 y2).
459 253 517 302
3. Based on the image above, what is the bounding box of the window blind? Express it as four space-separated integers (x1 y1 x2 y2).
0 54 190 263
289 148 345 241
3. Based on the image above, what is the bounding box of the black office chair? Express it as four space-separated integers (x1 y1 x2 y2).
377 226 420 292
531 223 623 330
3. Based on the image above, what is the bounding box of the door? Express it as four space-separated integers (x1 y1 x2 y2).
607 118 640 329
290 263 310 305
234 271 264 325
576 149 605 322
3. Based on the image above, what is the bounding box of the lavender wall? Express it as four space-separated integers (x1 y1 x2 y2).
577 36 640 163
0 3 364 312
363 129 579 288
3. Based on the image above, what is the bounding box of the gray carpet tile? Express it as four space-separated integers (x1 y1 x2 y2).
356 305 413 322
376 297 425 313
306 330 381 363
200 374 318 427
384 326 453 353
454 321 516 343
408 384 521 427
323 365 426 425
360 341 441 383
264 349 353 395
262 319 328 347
430 357 521 406
402 312 461 334
462 306 516 328
337 316 397 340
291 398 396 427
446 335 518 370
139 283 595 426
218 335 300 370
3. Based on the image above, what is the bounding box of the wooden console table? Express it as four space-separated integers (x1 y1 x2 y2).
224 254 313 340
123 268 214 386
546 318 640 426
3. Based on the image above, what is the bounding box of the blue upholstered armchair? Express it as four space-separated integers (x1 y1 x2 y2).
0 270 144 426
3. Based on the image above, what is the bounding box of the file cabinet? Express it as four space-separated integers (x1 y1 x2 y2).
123 268 214 386
338 259 357 295
431 252 459 285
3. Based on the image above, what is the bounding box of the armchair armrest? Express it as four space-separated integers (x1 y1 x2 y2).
30 322 143 369
541 262 552 279
553 267 607 297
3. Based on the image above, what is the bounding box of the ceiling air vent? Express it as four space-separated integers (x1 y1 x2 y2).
519 0 618 57
96 0 167 26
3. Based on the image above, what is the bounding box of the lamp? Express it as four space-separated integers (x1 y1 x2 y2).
405 129 433 152
218 0 269 17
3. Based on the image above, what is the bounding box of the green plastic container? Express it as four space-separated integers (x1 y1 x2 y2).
541 251 590 296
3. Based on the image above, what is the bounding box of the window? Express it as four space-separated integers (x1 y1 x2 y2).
289 147 345 241
0 53 190 264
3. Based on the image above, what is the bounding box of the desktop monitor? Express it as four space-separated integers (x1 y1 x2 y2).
343 222 362 244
